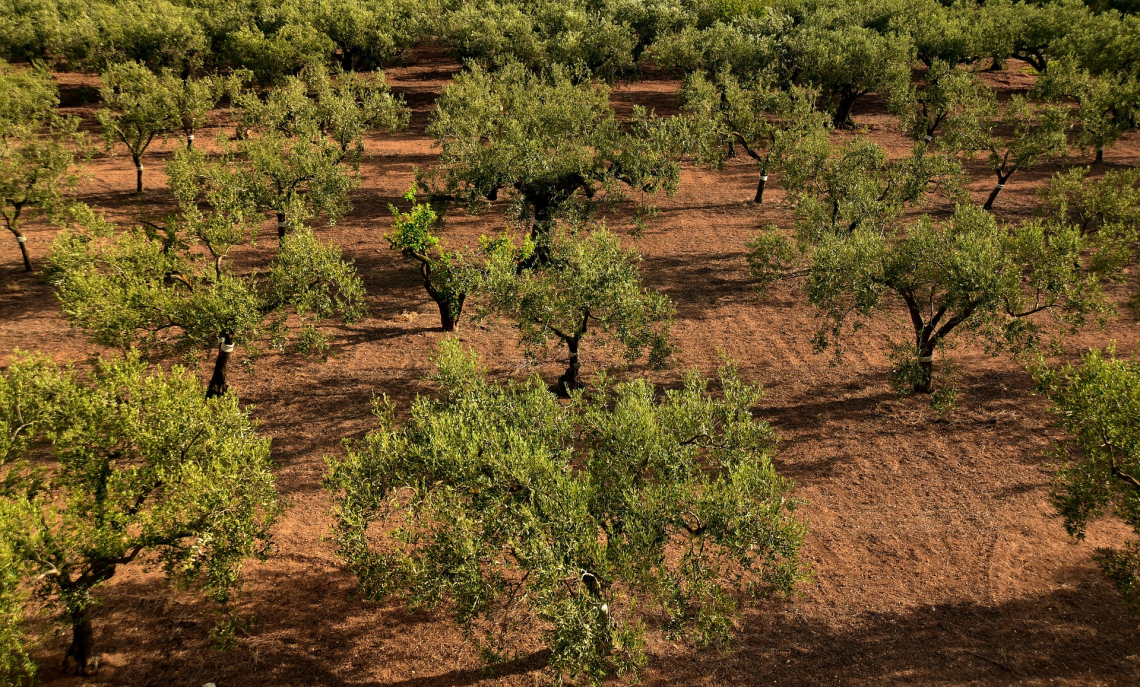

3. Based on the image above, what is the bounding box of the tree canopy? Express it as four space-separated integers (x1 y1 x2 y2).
326 338 806 684
1036 347 1140 609
422 62 686 262
751 203 1109 398
0 351 281 676
46 189 367 398
479 225 675 391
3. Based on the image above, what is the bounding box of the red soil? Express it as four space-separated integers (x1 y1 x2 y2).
3 51 1140 686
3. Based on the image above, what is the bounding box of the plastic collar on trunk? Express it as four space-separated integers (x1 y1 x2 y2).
918 355 934 363
219 342 235 353
187 134 195 141
995 183 1005 189
16 236 26 244
760 175 769 181
924 135 933 142
137 164 144 171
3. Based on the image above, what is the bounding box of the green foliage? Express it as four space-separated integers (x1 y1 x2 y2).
1033 60 1140 162
235 62 409 230
0 351 281 675
651 13 793 78
326 338 807 683
0 60 84 271
889 60 993 144
978 0 1091 73
789 18 914 127
479 226 674 390
161 70 232 146
437 0 639 81
750 203 1109 395
95 61 180 192
422 62 685 254
942 93 1069 209
681 69 829 201
884 0 987 68
0 498 34 685
385 189 476 331
0 60 59 134
777 136 960 238
1039 167 1140 305
46 189 367 392
1035 347 1140 609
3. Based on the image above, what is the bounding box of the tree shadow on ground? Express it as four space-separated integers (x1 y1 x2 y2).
646 565 1140 685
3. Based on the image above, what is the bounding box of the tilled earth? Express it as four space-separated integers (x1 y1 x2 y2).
3 51 1139 686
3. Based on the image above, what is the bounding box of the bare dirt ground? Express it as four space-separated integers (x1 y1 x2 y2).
3 50 1140 686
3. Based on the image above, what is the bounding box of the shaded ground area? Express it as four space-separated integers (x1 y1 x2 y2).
2 50 1139 685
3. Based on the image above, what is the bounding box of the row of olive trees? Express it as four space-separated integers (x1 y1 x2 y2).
0 46 813 686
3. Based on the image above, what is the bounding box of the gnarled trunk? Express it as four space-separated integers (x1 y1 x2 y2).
432 293 464 332
206 335 234 399
63 611 97 675
1095 148 1104 164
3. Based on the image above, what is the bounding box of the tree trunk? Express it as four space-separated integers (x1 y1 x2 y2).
982 174 1008 211
63 612 98 675
834 93 858 128
133 155 143 195
754 172 768 204
432 293 464 332
914 342 934 394
557 337 581 394
206 335 234 399
277 212 287 240
1095 147 1104 164
10 226 31 272
524 203 556 268
186 133 195 150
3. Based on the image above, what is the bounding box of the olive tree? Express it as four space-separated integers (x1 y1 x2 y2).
889 60 993 146
1039 167 1140 304
0 60 58 133
385 190 476 332
46 158 367 398
749 203 1108 398
422 63 684 264
789 20 914 127
941 93 1069 211
326 338 807 684
160 70 233 149
1035 347 1140 608
479 226 673 392
1033 61 1140 164
778 136 960 238
437 0 639 81
235 63 408 236
0 63 83 272
681 69 830 203
0 352 281 676
95 61 179 195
